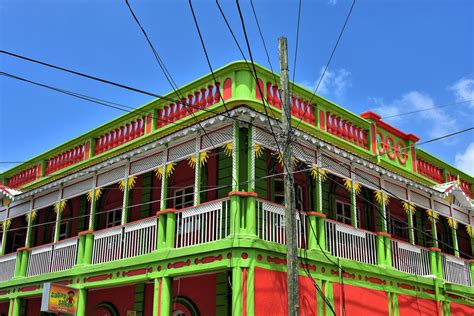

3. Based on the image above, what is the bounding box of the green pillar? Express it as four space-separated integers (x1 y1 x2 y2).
384 234 392 267
77 288 87 316
232 266 243 316
157 164 170 249
431 215 439 248
24 205 34 248
79 231 94 265
165 211 176 248
407 209 415 245
194 137 202 206
0 220 7 255
15 248 29 277
121 161 131 225
470 261 474 288
349 175 358 228
160 277 172 316
450 221 459 257
88 175 98 231
53 204 63 243
230 122 241 236
246 265 255 316
376 233 386 266
246 125 257 236
9 297 20 316
153 278 160 316
76 232 86 265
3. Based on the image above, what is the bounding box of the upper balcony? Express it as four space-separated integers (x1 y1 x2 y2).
0 61 472 198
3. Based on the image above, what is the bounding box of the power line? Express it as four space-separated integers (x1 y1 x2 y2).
381 99 474 119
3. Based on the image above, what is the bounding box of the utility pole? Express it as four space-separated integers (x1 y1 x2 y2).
279 36 299 316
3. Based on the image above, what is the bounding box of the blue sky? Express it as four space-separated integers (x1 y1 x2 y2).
1 0 473 175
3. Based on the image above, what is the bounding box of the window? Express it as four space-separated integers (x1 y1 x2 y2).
11 233 25 252
389 216 408 240
335 200 360 226
174 186 194 210
58 221 69 240
106 209 122 228
274 178 304 210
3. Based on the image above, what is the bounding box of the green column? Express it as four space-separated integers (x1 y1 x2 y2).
79 231 94 265
407 209 415 245
232 266 243 316
470 261 474 288
153 278 160 316
246 125 257 236
76 232 86 265
246 264 255 316
165 211 176 248
77 288 87 316
24 204 34 248
431 214 439 248
230 122 241 236
450 221 459 257
88 175 98 231
9 297 21 316
157 162 170 249
53 204 63 243
350 182 358 228
307 213 318 251
376 233 386 266
121 161 131 225
194 136 202 206
15 248 29 277
0 219 8 255
160 277 172 316
384 235 392 267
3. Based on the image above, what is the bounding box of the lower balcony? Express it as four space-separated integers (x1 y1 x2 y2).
0 197 472 289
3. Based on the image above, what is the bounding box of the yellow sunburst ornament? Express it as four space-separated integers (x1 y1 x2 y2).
444 194 453 204
25 210 38 223
254 144 263 159
87 188 102 202
374 190 390 206
466 225 472 238
187 151 209 169
402 201 416 215
426 209 439 223
343 179 361 196
222 143 233 157
2 198 11 207
275 151 298 167
310 164 328 182
54 200 68 214
118 176 137 191
447 218 458 230
1 219 11 230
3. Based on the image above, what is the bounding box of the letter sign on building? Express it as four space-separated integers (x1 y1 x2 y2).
41 283 79 315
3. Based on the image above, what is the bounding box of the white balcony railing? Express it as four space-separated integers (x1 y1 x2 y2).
27 237 78 277
0 253 17 282
92 217 157 265
175 198 230 248
442 254 472 287
325 220 377 265
391 239 431 276
256 199 307 249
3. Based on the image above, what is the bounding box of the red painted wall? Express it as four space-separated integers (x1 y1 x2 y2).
143 273 217 315
333 283 388 316
397 294 438 316
450 302 474 316
0 301 9 315
86 284 136 315
254 267 317 316
24 296 41 316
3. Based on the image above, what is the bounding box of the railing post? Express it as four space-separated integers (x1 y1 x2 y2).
76 232 85 265
77 288 87 316
15 247 29 277
165 211 176 248
78 230 94 265
307 212 326 251
470 260 474 286
121 160 131 225
376 232 391 266
229 192 258 237
429 247 442 278
9 297 21 316
384 234 392 267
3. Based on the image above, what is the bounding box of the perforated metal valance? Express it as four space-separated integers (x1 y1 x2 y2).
63 178 93 200
33 191 59 210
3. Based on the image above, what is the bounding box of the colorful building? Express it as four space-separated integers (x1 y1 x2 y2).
0 61 473 315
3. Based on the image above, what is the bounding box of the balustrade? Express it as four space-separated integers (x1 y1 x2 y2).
391 239 431 276
157 82 223 129
442 254 472 287
256 199 307 249
0 253 16 282
26 237 78 277
7 165 40 188
324 219 377 265
448 175 472 198
175 198 230 248
325 111 369 149
94 117 145 155
45 145 85 175
416 158 444 183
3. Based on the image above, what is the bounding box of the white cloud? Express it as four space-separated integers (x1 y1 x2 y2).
302 68 352 99
372 91 457 138
455 142 474 175
449 77 474 107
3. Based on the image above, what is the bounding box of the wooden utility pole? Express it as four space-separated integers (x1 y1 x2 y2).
279 36 299 316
